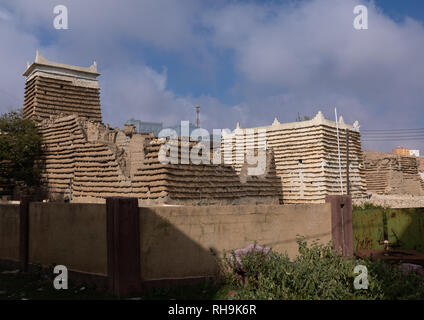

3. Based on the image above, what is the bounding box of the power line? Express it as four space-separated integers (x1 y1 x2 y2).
362 131 424 135
361 127 424 142
362 138 424 141
362 134 424 138
362 128 424 132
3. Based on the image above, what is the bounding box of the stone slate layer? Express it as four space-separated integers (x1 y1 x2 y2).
19 55 370 204
24 76 102 123
37 115 131 202
363 151 424 195
37 115 282 205
222 113 368 203
132 139 282 205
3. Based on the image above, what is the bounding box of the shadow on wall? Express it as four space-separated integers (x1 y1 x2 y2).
138 203 333 285
0 201 334 295
139 208 221 286
264 232 333 248
137 207 331 288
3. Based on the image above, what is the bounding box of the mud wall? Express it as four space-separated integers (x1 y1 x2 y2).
24 75 102 123
37 115 281 205
222 111 367 203
363 151 424 195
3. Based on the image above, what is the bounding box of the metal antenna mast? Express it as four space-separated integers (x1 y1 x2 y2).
195 105 200 127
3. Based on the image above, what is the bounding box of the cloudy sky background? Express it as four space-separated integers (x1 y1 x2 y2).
0 0 423 152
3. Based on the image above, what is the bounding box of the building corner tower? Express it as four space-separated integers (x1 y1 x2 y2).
23 50 102 123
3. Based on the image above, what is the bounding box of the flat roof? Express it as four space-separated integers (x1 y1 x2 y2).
23 51 99 77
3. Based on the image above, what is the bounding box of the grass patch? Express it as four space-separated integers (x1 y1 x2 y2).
127 281 231 300
353 202 387 212
2 238 424 300
0 265 112 300
0 265 231 300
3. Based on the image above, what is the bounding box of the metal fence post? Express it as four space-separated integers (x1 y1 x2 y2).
19 196 31 272
325 195 353 256
106 197 141 297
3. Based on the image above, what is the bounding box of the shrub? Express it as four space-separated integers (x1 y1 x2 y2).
222 237 424 300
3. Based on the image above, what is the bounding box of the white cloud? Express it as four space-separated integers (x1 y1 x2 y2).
1 0 424 152
0 8 10 21
202 0 424 151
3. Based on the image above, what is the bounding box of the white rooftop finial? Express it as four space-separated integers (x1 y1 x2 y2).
314 110 325 122
272 117 280 125
236 122 242 129
91 61 98 72
353 120 360 132
22 52 101 78
339 115 345 125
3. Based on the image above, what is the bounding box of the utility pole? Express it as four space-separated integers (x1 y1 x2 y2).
195 105 200 128
346 129 350 195
335 108 343 195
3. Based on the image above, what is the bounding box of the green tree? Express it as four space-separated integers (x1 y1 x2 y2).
0 110 43 189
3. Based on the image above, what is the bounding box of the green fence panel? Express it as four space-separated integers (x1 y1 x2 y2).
385 208 424 253
353 208 385 252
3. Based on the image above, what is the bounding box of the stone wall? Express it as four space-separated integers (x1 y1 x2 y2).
363 151 424 195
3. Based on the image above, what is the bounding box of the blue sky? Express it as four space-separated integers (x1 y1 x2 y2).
374 0 424 22
0 0 424 152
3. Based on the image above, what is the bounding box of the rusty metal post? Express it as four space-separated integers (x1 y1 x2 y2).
106 197 141 297
325 195 353 257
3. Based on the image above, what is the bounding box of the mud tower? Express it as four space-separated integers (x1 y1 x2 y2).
23 50 102 122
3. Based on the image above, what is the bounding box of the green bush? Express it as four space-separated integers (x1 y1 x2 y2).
222 238 424 300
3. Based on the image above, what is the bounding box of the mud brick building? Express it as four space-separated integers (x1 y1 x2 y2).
363 150 424 196
23 53 282 205
23 51 102 122
222 112 368 203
